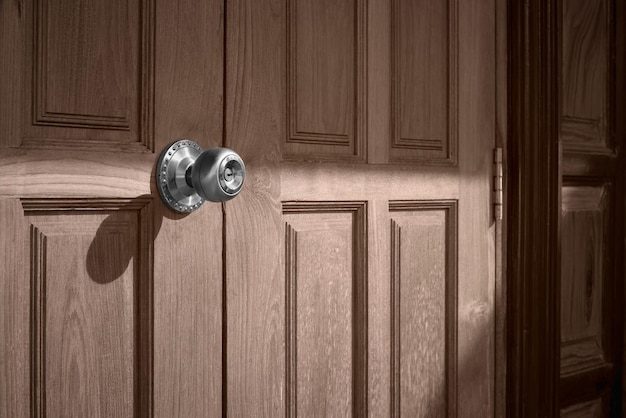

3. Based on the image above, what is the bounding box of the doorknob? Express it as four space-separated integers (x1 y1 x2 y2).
156 139 246 213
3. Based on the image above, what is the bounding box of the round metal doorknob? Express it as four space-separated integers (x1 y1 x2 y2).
156 139 245 213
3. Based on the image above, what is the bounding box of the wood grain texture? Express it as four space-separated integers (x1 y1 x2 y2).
390 201 458 418
557 0 623 413
366 0 391 165
152 0 224 415
226 0 495 416
0 150 154 199
285 0 366 160
23 0 155 151
153 206 223 417
560 398 603 418
23 200 152 417
225 0 285 415
560 185 609 376
0 200 30 418
561 0 611 153
2 1 225 416
456 0 495 414
507 0 561 415
495 0 508 415
284 202 367 417
390 0 457 164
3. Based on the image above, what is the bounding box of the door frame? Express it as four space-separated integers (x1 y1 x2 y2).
506 0 562 415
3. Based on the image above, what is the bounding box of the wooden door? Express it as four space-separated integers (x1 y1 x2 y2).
223 0 496 416
558 0 625 415
0 0 497 416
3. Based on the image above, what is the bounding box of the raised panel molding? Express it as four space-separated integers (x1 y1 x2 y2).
560 398 603 418
390 0 458 164
26 0 155 151
389 200 458 417
283 201 367 416
23 198 153 416
560 0 612 154
29 225 46 417
560 184 611 377
285 0 366 160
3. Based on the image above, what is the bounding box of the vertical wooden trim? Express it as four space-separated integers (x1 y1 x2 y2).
140 0 156 152
284 223 297 418
495 0 508 415
30 225 46 418
614 0 626 414
366 0 390 164
389 218 400 417
136 201 154 417
506 0 561 415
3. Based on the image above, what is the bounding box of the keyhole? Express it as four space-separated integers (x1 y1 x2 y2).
224 167 234 181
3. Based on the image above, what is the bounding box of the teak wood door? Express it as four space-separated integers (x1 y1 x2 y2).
0 0 497 417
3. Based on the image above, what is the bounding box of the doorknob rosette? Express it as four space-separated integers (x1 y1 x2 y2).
156 139 245 213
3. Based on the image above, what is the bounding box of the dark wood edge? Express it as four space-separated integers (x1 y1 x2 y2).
613 0 626 415
506 0 561 415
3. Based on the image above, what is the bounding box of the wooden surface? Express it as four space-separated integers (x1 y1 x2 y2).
27 205 141 417
285 0 366 160
390 0 456 163
560 399 603 418
390 202 458 417
506 0 561 415
226 0 495 416
1 0 501 416
0 0 224 416
284 203 367 417
560 185 608 376
561 0 610 153
558 0 624 414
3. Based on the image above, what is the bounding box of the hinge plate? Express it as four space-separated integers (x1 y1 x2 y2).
494 148 503 220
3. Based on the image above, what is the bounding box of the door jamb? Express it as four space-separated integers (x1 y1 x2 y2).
506 0 561 415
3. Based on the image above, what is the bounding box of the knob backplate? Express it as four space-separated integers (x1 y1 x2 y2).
156 139 205 213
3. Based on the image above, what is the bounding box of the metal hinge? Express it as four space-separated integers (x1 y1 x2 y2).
493 148 503 220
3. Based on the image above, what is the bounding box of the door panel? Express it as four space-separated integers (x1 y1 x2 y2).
391 0 457 163
24 200 152 416
225 0 495 417
390 202 457 417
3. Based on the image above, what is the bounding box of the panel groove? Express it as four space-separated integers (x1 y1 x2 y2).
389 200 458 417
21 198 153 212
390 218 401 417
285 222 298 418
283 201 368 417
30 225 46 418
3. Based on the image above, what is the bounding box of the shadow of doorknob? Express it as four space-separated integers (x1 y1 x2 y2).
156 139 246 213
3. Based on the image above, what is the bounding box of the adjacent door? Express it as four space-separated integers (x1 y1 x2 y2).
0 0 497 416
559 0 625 414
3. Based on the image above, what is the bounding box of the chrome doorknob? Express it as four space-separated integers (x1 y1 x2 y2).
156 139 246 213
